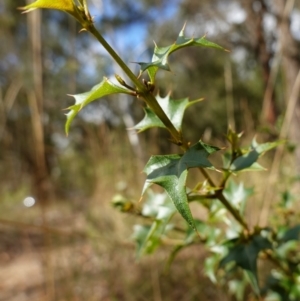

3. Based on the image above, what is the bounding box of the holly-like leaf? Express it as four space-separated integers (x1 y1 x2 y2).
220 233 272 279
230 139 283 171
223 180 253 213
166 219 206 269
137 25 227 83
141 141 220 230
280 224 300 242
65 77 133 134
134 94 202 132
133 191 176 257
263 275 294 301
132 225 152 256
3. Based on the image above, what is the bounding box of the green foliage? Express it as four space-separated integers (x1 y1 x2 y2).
65 77 132 134
65 77 133 134
138 25 227 84
133 191 176 257
233 140 282 171
142 141 220 229
220 231 272 278
134 94 202 132
22 1 300 300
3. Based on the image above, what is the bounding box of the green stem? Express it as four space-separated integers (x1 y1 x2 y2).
198 168 249 231
88 22 247 228
87 25 187 148
88 25 143 89
215 190 249 231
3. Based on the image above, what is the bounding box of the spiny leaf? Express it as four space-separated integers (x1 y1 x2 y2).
166 219 206 270
132 225 152 256
65 77 133 134
223 180 253 214
280 224 300 243
220 233 272 279
137 25 227 83
141 141 220 230
134 193 176 257
134 94 203 132
230 139 284 171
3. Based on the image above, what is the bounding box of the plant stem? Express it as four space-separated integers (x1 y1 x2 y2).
88 25 144 91
215 190 249 231
87 24 187 148
88 22 248 229
198 168 249 231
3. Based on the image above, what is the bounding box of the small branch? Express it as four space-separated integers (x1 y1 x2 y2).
263 249 290 275
215 190 249 231
87 24 188 148
198 167 249 231
198 168 215 187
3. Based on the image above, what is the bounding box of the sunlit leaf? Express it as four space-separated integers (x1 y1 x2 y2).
166 219 205 269
223 180 253 213
141 141 220 230
230 139 283 171
20 0 74 11
134 94 202 132
65 77 133 134
133 191 176 257
132 225 152 256
137 25 227 83
19 0 85 23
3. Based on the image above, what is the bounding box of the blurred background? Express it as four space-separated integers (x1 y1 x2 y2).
1 0 300 300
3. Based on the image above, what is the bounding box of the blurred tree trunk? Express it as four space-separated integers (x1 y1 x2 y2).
27 6 53 202
274 0 300 174
243 0 277 125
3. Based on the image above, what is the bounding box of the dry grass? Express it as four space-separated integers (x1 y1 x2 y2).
1 128 293 301
0 195 229 301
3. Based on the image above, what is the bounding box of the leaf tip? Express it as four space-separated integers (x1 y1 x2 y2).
18 6 36 14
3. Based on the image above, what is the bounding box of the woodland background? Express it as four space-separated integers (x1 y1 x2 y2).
0 0 300 300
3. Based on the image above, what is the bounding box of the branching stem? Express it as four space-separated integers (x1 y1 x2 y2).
88 24 188 148
88 19 248 231
198 167 249 231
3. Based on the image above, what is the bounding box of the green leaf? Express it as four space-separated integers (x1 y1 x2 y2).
280 225 300 242
166 219 205 270
137 25 227 83
142 141 220 230
134 94 202 132
244 270 261 297
263 274 295 301
135 220 168 257
65 77 133 134
132 225 152 256
220 233 272 279
230 139 283 171
223 180 253 213
252 138 284 154
230 150 259 171
133 191 176 257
